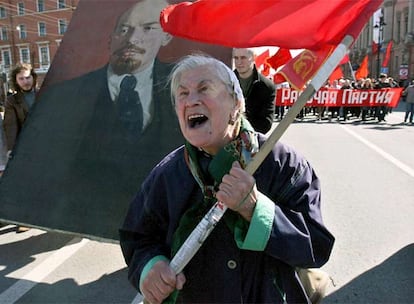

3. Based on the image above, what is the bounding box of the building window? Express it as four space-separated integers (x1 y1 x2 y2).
0 7 6 19
18 24 27 39
1 49 11 68
20 47 30 63
58 19 67 35
37 0 45 12
39 45 50 67
0 27 8 41
38 22 46 37
58 0 66 9
17 2 24 15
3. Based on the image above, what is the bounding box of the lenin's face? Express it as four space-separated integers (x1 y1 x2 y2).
109 0 172 75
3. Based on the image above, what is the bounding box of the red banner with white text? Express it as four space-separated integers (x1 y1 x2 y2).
276 88 403 107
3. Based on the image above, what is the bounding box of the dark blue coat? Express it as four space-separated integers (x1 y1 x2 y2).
120 134 334 303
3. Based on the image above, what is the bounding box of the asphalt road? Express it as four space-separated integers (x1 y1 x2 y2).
1 102 413 303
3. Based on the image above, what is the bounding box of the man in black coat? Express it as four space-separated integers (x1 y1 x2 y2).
233 48 276 134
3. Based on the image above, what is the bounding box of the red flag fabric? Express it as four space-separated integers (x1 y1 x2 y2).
372 41 379 55
329 66 344 83
273 73 287 85
266 48 292 70
262 64 270 77
355 55 369 79
382 40 393 67
161 0 382 50
255 49 270 68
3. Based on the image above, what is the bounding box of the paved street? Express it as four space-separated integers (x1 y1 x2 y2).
1 102 413 303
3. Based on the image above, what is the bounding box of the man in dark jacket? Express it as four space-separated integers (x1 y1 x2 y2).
233 48 275 134
3 63 37 152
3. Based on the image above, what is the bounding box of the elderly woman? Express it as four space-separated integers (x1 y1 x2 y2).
120 54 334 304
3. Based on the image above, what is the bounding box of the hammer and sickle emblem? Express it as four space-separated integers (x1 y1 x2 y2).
293 50 318 80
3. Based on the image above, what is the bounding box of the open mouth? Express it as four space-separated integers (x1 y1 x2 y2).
188 114 208 128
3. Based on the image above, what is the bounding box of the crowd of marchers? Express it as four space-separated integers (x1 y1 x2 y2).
274 73 413 125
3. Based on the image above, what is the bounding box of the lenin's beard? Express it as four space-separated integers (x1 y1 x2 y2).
109 44 145 75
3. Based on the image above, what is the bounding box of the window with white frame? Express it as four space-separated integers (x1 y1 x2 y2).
20 47 30 63
0 7 7 18
58 0 66 9
38 22 46 37
58 19 67 35
1 49 11 68
0 27 8 41
17 2 24 15
37 0 45 12
18 24 27 39
39 45 50 67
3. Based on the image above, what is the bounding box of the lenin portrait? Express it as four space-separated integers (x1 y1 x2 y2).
0 0 231 240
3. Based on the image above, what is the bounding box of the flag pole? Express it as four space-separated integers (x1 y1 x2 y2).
348 61 357 83
169 35 355 274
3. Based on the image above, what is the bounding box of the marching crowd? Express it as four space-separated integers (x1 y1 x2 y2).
274 73 413 125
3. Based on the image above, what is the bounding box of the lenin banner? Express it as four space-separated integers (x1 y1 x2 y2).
0 0 231 241
276 88 403 108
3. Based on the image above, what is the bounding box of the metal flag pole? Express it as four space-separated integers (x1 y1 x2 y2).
169 35 355 274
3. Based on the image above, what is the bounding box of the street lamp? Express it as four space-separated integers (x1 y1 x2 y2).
374 15 386 78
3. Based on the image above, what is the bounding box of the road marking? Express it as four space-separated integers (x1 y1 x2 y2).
0 238 89 304
340 125 414 178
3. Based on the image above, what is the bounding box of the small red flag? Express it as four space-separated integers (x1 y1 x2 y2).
275 45 335 90
262 64 270 77
329 66 344 83
382 40 393 67
372 41 379 55
273 73 287 85
255 49 270 68
266 48 292 70
355 55 369 79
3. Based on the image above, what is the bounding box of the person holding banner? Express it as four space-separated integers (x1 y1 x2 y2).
120 54 334 304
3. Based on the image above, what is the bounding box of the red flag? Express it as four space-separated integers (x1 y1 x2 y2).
266 48 292 70
329 66 344 83
372 41 379 55
161 0 382 50
355 55 369 79
262 64 270 77
382 40 393 67
273 73 287 85
276 46 335 90
255 49 270 68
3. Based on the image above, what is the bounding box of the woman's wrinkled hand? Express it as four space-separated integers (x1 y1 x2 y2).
215 161 258 221
141 260 186 304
